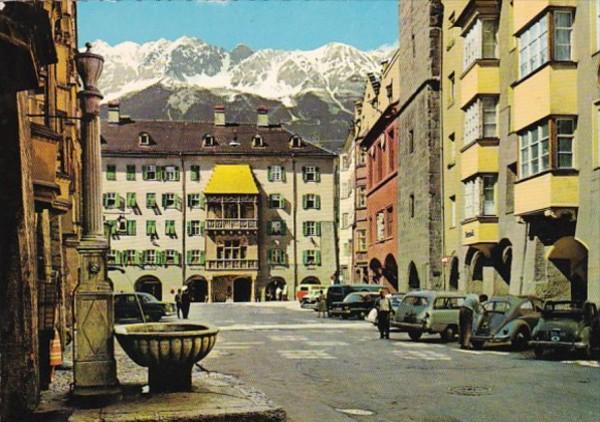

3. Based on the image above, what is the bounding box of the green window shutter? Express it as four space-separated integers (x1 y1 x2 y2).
279 196 284 209
127 193 136 208
115 251 122 265
316 222 321 236
199 250 206 265
281 221 287 235
146 193 154 208
110 221 118 235
267 248 273 263
302 195 307 209
103 193 108 208
186 221 192 236
174 252 181 265
106 165 116 180
267 166 273 182
302 250 308 265
162 194 167 208
146 220 153 236
142 165 148 180
200 221 205 236
104 222 110 238
186 251 192 265
127 165 136 181
315 167 321 182
302 222 307 236
157 166 164 181
191 165 200 181
134 251 141 265
175 195 182 211
316 251 321 266
302 166 307 182
316 195 321 209
175 167 180 181
282 252 288 265
199 193 206 209
161 251 167 266
281 169 286 182
187 194 192 208
127 220 136 236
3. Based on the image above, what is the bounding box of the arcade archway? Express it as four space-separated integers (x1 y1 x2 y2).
134 275 162 300
233 277 252 302
186 276 208 303
449 257 459 290
383 254 398 291
408 262 420 290
547 236 589 302
266 277 287 301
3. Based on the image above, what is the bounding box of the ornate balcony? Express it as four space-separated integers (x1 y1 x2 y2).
206 260 259 270
205 219 258 231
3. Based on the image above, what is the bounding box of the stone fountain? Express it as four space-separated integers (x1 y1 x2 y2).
114 323 218 393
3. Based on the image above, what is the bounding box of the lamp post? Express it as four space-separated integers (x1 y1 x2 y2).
72 43 120 400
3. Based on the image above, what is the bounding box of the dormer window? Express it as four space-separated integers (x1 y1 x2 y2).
229 136 240 147
203 134 216 147
139 132 151 146
252 135 264 148
290 135 303 148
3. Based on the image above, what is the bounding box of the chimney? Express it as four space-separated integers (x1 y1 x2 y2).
108 100 120 124
257 106 269 127
214 105 225 126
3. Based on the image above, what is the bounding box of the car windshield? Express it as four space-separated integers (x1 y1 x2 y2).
482 301 511 313
344 293 367 303
403 296 429 307
390 296 403 306
139 293 158 303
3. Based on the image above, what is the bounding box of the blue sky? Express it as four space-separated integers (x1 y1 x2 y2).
78 0 398 51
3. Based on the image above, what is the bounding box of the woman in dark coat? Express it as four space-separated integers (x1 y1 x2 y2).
181 288 191 319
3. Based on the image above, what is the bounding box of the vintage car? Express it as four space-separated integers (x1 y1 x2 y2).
300 289 323 310
530 301 600 359
326 284 382 313
329 292 380 319
391 291 465 341
471 296 543 350
114 292 175 322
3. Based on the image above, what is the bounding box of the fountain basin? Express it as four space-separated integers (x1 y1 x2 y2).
114 323 218 393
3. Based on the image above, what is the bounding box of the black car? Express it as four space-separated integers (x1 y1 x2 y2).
114 292 175 322
329 292 380 319
326 284 381 313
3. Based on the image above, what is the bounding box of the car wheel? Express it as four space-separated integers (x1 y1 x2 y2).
408 330 422 341
534 346 545 359
471 341 484 350
441 326 457 342
511 328 530 351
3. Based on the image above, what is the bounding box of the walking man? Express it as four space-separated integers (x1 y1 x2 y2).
377 289 392 339
317 290 327 318
459 293 480 349
175 289 183 319
181 288 191 319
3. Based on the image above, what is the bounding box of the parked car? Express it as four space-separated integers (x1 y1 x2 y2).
326 284 381 314
296 284 328 301
391 291 465 341
471 296 543 350
114 292 175 322
530 301 600 359
329 292 380 319
300 289 324 310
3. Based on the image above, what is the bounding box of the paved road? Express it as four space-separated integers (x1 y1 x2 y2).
168 302 600 422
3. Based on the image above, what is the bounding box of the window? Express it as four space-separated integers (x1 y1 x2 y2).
146 192 156 208
268 165 285 182
303 166 320 182
448 73 455 104
203 134 215 147
450 195 456 227
142 165 157 181
387 127 395 171
139 133 150 145
464 176 496 218
124 220 136 236
386 207 393 237
344 241 351 257
146 220 157 237
449 133 456 162
519 121 550 178
303 221 321 237
106 164 116 181
556 118 574 169
187 250 205 265
358 150 367 166
123 250 138 266
408 129 414 154
464 179 479 219
483 175 496 215
290 135 302 148
269 220 286 235
217 240 246 260
303 250 321 266
376 211 385 241
165 250 180 265
165 220 176 237
187 220 202 236
103 192 117 209
126 192 137 208
162 193 181 210
269 194 284 209
463 19 498 70
252 135 264 147
190 165 200 181
188 193 203 209
164 165 180 181
464 97 498 144
268 248 286 265
505 164 517 214
144 250 156 265
126 165 136 181
303 194 320 209
357 187 367 208
554 11 573 61
356 230 367 252
386 83 393 103
409 194 415 218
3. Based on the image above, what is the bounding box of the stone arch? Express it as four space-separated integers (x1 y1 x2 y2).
300 276 321 285
449 257 459 291
383 254 398 291
408 262 420 290
369 258 383 284
266 277 287 301
547 236 589 302
134 275 162 301
496 238 513 285
186 276 208 303
233 277 252 302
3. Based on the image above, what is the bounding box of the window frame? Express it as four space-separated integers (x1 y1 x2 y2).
126 164 136 181
106 164 116 181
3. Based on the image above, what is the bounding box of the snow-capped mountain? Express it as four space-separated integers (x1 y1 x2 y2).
94 37 395 150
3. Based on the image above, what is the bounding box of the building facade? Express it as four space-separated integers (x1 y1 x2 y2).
440 0 600 304
102 105 337 302
357 51 401 292
338 132 356 283
397 0 444 292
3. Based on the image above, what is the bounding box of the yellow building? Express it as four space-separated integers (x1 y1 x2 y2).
441 0 600 304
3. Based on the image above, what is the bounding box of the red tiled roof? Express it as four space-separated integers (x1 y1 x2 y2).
101 119 335 157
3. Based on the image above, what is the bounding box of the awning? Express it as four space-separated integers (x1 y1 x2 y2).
204 164 259 195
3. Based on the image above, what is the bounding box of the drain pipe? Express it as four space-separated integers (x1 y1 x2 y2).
518 220 529 296
292 155 298 299
181 154 187 289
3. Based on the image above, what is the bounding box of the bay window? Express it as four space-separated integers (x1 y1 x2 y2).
463 19 498 70
463 175 496 219
464 96 497 144
556 119 574 169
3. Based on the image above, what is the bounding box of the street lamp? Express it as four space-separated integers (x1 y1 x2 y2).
72 42 120 401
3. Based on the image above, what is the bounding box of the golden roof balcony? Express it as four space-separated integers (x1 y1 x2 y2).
205 218 258 231
206 259 259 271
460 60 499 108
461 217 499 246
514 170 578 217
460 139 499 181
513 64 577 132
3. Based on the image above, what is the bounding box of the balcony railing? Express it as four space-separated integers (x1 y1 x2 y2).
205 218 258 230
207 259 259 270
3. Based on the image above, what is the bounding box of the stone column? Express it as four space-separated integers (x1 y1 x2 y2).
72 44 120 401
207 277 213 303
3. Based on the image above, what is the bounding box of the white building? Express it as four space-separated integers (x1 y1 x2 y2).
337 133 356 283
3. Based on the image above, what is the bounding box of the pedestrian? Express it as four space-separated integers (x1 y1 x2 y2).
175 288 183 319
282 284 288 301
276 285 283 301
376 289 393 339
317 290 327 318
459 293 480 349
181 288 191 319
